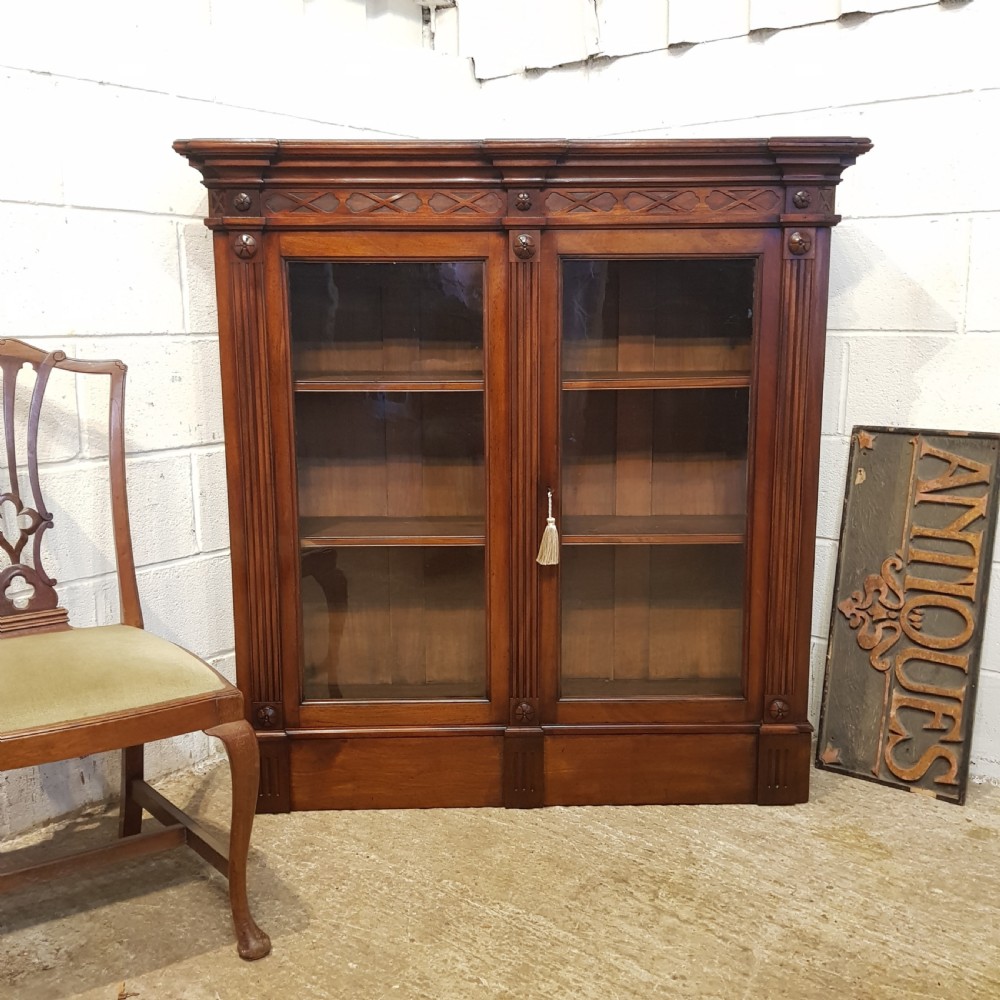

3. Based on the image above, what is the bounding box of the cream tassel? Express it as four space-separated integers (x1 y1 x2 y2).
536 488 559 565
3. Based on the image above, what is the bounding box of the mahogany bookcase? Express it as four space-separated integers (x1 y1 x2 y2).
175 137 870 810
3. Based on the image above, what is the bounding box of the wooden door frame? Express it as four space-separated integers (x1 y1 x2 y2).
533 228 780 729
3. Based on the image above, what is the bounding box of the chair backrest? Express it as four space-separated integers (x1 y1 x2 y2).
0 338 142 636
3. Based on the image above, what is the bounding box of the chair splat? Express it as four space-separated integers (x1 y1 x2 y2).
0 345 67 632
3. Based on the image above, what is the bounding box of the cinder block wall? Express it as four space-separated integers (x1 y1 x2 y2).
0 0 472 837
461 0 1000 783
2 0 997 836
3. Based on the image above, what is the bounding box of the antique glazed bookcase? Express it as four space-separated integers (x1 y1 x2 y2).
175 138 870 811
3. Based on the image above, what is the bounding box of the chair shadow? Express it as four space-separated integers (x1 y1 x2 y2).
0 797 304 996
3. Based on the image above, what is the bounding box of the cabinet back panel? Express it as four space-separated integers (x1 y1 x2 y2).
562 389 748 519
562 259 754 376
289 261 485 379
300 546 486 700
560 544 745 696
294 392 485 520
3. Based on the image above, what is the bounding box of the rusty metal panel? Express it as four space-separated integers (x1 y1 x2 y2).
817 427 1000 804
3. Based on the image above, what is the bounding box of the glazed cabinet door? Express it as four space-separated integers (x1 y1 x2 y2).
267 232 511 807
536 230 781 803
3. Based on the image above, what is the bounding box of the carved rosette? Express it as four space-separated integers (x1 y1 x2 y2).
510 699 539 725
233 233 258 259
768 699 791 721
788 231 813 256
513 234 536 260
253 703 282 730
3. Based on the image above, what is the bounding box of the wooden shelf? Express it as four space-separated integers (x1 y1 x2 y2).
561 371 751 391
561 676 742 699
303 681 487 702
300 516 485 546
294 372 484 392
561 514 745 545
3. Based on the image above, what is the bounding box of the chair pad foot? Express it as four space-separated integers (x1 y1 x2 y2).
237 923 272 961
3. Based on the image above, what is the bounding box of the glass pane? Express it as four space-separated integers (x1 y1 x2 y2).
289 262 484 380
562 259 754 376
295 391 484 539
562 388 749 532
301 546 485 700
559 257 753 700
561 545 745 698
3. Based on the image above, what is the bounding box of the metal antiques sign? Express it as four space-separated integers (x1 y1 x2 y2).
817 428 1000 803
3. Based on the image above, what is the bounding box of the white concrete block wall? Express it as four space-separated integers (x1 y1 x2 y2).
455 0 962 78
596 0 669 58
0 1 472 838
2 0 998 837
468 0 1000 784
669 0 751 45
749 0 842 32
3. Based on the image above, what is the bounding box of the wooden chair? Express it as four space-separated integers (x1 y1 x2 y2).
0 339 270 961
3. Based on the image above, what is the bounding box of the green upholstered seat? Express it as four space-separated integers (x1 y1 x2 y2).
0 625 228 735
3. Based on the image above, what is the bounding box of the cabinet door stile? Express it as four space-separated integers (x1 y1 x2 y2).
743 231 784 722
535 240 564 723
264 236 304 736
484 236 512 718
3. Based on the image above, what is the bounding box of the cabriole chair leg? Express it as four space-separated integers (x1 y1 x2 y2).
207 720 272 960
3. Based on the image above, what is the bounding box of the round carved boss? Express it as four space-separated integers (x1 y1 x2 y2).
513 233 536 260
788 231 812 256
514 701 535 723
792 190 812 209
233 233 258 259
233 192 253 212
255 705 278 728
514 191 532 211
768 699 790 721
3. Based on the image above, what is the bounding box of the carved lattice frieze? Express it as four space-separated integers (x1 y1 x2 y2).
427 191 504 215
705 188 782 212
260 189 506 218
623 190 700 213
264 191 340 214
346 191 423 214
208 191 228 217
546 186 784 217
257 186 790 220
546 190 619 214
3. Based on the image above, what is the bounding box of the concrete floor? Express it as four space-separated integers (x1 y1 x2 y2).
1 764 999 1000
